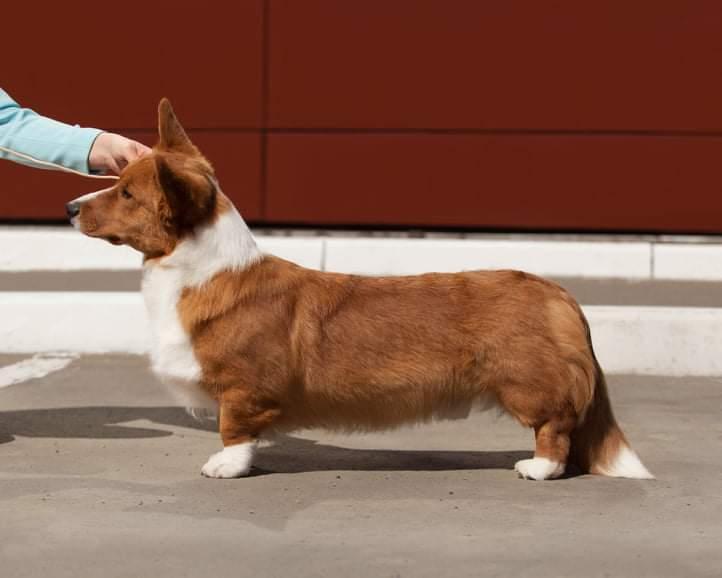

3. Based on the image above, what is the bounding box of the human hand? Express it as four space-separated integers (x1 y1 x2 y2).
88 132 151 175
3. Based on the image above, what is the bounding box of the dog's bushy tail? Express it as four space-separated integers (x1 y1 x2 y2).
569 331 654 479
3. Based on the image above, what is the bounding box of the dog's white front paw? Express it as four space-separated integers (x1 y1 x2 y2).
514 457 565 481
201 443 255 479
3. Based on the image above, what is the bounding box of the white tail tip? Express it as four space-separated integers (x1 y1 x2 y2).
599 445 654 479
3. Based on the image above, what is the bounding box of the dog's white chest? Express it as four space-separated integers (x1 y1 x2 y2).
142 264 213 409
139 209 260 411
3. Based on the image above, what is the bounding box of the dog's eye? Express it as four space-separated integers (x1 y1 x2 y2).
121 189 133 200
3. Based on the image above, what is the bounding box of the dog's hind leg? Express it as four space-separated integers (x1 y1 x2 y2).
495 383 577 481
514 416 576 480
201 388 280 479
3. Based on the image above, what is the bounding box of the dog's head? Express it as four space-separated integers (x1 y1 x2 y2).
67 98 218 259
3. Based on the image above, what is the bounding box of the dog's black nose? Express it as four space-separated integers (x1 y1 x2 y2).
65 202 80 220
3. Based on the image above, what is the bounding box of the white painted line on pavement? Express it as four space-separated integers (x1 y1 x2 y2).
0 352 78 388
1 293 722 376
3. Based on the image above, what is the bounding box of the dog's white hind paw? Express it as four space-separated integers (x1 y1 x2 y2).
201 443 255 479
514 457 565 481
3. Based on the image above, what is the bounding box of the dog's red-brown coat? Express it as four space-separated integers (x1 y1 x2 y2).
71 98 652 480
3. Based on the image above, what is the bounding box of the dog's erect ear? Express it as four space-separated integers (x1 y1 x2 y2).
155 153 216 229
157 98 200 155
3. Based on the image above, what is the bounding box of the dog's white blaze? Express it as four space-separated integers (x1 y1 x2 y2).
69 187 114 230
598 445 654 479
143 200 261 412
69 187 113 205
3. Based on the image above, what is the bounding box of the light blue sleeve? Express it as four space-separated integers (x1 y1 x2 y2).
0 88 102 174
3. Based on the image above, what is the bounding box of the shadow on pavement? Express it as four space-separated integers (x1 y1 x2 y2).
254 435 531 474
0 406 531 473
0 406 215 442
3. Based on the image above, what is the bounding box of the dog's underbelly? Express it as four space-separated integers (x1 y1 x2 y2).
274 385 500 433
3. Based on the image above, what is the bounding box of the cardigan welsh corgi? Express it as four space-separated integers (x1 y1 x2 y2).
66 99 652 481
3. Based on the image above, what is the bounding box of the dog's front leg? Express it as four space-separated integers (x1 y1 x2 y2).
201 389 280 479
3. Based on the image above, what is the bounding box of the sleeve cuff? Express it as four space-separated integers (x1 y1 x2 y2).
68 127 104 174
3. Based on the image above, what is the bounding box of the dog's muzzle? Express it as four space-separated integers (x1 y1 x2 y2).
66 187 111 228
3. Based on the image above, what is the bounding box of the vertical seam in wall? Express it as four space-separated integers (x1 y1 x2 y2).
321 239 328 271
650 242 656 279
259 0 271 220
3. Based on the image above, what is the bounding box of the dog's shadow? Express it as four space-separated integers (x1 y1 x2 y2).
0 406 531 474
0 406 214 441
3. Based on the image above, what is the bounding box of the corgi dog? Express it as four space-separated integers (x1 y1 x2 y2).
66 99 652 481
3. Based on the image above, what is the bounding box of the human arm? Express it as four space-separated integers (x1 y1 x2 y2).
0 88 149 175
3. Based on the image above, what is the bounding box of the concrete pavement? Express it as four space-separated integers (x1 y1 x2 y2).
1 354 720 577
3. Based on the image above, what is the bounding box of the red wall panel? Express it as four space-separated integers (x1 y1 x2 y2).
0 132 262 221
3 1 263 128
266 134 722 232
269 0 722 131
3 2 722 233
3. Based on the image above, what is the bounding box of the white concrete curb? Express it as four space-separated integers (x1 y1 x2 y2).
0 292 150 354
324 238 651 278
0 229 141 271
652 244 722 281
1 292 721 376
0 229 325 272
4 226 722 280
584 306 722 376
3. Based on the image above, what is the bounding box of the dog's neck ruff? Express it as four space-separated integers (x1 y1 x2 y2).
147 202 262 285
141 201 261 394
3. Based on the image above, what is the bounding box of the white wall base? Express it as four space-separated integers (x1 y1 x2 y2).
324 238 651 278
4 227 722 281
